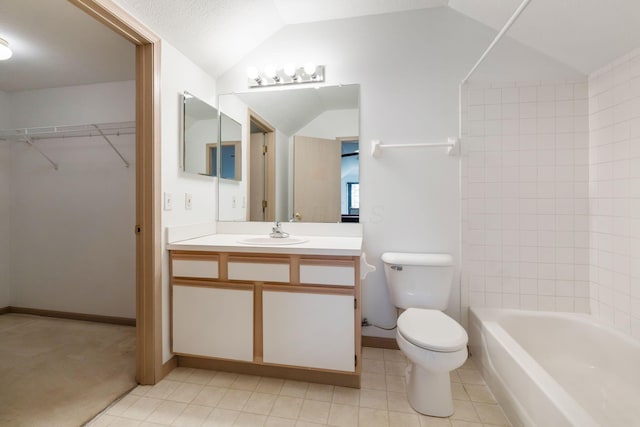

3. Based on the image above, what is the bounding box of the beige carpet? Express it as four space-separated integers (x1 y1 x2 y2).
0 313 136 426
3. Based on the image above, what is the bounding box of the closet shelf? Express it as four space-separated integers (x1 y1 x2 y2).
0 121 134 169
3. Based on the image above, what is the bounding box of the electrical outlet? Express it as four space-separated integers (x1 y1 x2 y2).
163 192 173 211
185 193 192 210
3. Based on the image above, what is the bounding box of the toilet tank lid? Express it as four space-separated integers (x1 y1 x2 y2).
381 252 453 266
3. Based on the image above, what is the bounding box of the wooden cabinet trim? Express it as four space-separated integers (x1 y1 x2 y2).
172 280 253 291
228 255 291 265
299 258 355 268
171 251 220 260
263 284 354 296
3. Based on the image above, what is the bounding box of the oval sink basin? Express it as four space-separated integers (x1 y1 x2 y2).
239 236 308 246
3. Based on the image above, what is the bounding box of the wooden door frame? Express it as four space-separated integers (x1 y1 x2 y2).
69 0 162 385
247 109 276 222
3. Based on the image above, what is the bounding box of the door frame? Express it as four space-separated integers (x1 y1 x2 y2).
247 109 276 222
69 0 162 384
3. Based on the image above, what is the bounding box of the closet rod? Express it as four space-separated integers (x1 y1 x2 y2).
0 121 135 141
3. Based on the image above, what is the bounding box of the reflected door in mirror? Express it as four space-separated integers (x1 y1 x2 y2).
293 135 341 222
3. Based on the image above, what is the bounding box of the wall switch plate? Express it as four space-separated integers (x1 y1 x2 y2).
232 195 237 208
164 192 173 211
185 193 192 210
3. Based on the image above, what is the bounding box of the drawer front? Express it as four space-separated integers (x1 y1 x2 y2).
172 258 219 279
228 258 289 283
300 262 355 287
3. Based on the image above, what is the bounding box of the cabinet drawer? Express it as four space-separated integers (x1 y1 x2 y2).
228 257 289 283
172 257 219 279
300 260 355 287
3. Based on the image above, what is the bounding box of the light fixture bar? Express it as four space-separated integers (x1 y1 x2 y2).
248 65 325 88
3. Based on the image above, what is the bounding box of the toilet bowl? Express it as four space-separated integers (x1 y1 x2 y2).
396 308 468 416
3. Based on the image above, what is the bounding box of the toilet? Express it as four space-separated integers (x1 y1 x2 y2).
381 252 468 417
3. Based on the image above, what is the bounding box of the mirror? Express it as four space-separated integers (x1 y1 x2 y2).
182 91 219 176
220 113 242 181
218 84 360 223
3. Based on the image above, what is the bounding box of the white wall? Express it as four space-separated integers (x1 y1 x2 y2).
461 81 590 325
6 81 136 317
0 91 11 307
160 42 218 362
588 48 640 338
297 109 359 139
217 7 583 336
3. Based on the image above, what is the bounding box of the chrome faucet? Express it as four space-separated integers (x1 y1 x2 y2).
269 221 290 238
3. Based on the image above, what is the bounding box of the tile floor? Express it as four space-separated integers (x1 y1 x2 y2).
88 348 511 427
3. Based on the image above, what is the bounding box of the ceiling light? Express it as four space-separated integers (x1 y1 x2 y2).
304 62 317 78
0 38 13 60
264 64 280 82
247 64 325 88
247 66 262 85
283 63 297 80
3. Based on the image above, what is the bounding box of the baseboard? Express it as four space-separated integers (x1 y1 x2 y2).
0 306 9 315
362 335 399 350
178 355 360 388
160 356 178 381
6 306 136 326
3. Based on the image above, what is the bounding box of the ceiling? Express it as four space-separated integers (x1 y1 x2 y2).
1 0 640 92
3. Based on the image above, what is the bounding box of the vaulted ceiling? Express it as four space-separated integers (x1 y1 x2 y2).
1 0 639 92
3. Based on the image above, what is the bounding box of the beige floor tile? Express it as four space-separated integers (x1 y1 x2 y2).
456 370 484 386
256 377 285 395
450 400 480 423
295 421 327 427
305 383 334 402
232 374 261 391
361 373 386 391
265 416 296 427
202 408 240 427
460 359 477 371
106 394 141 416
463 385 496 404
449 371 461 384
210 372 240 388
386 391 415 413
385 375 405 393
233 412 267 427
451 382 470 401
186 369 218 385
449 421 483 427
298 400 331 424
419 414 452 426
332 386 360 406
139 422 169 427
130 385 153 396
106 417 143 427
389 411 421 427
359 389 387 410
172 404 213 426
280 380 309 398
218 389 253 411
88 414 123 426
146 380 181 400
193 385 228 407
472 403 510 426
362 347 384 360
358 407 389 427
166 367 195 382
270 396 304 419
327 403 359 427
243 392 278 415
362 358 386 373
145 400 187 425
122 397 163 421
167 382 205 404
383 349 406 362
384 361 407 376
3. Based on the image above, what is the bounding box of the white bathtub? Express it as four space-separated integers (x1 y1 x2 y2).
469 307 640 427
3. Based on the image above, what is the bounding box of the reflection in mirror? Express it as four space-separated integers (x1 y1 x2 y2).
218 84 359 223
220 113 242 181
182 91 219 176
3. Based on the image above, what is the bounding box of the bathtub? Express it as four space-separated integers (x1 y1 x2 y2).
469 307 640 427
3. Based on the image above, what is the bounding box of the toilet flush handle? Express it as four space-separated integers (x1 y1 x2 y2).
391 265 403 271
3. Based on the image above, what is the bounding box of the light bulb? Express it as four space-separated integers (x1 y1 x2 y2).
247 66 262 84
0 38 13 61
303 62 316 77
264 64 280 82
283 63 297 79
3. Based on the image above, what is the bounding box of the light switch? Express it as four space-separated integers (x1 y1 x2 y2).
232 195 237 208
185 193 193 210
164 192 173 211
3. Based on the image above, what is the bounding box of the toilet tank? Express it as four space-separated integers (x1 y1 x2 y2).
381 252 454 310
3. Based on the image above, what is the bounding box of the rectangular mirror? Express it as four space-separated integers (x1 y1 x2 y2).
218 84 359 223
182 91 219 176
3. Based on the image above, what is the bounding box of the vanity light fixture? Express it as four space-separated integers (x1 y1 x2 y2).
0 38 13 60
247 63 325 88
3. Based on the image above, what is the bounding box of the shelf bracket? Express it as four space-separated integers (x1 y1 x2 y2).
23 136 59 170
92 124 130 168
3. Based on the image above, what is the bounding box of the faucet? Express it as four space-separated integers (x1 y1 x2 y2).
269 221 290 238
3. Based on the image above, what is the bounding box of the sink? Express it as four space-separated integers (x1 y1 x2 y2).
238 236 308 246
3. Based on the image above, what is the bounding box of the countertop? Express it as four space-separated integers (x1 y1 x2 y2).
166 233 362 256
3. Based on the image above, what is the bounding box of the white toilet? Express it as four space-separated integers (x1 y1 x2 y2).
381 252 468 417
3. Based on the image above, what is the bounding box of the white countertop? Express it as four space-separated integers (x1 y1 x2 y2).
167 233 363 256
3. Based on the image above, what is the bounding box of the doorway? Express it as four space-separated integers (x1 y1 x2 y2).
248 110 276 222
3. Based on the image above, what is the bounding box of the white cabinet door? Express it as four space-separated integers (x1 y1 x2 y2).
173 285 253 361
262 290 355 372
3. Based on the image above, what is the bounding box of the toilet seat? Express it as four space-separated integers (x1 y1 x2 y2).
397 308 468 352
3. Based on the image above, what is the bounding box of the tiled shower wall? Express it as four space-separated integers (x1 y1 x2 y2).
588 48 640 338
461 81 590 323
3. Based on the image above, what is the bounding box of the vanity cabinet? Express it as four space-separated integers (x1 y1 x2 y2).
169 250 361 387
